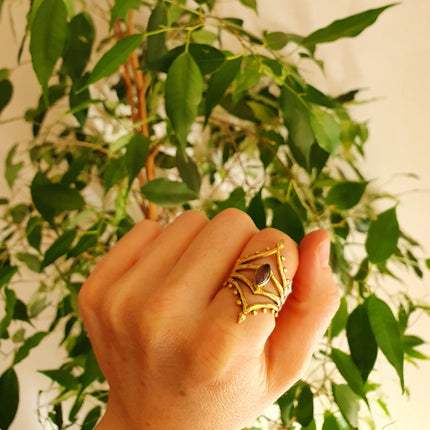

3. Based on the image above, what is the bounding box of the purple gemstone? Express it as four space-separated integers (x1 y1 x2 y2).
255 263 271 287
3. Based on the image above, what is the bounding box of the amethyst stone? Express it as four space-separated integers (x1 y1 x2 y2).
255 263 271 287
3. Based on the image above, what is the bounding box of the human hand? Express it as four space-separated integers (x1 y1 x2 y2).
78 209 340 430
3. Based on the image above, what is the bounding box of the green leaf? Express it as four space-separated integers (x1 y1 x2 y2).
280 83 314 162
0 368 19 430
78 350 103 389
332 384 359 428
368 295 404 390
14 331 48 365
67 219 106 258
26 0 44 30
31 172 85 222
0 267 18 290
8 203 28 224
67 232 98 258
68 88 96 127
26 216 43 251
0 69 9 81
204 56 242 122
29 296 48 318
109 133 133 153
5 144 24 189
103 157 127 193
61 149 90 185
82 406 102 430
247 189 266 230
403 334 425 349
124 134 150 187
246 100 277 123
146 2 168 64
15 252 41 273
302 4 398 48
232 57 260 103
295 384 314 426
69 394 85 422
310 108 341 154
326 181 367 210
191 30 217 45
0 79 13 115
39 369 78 390
110 0 141 29
220 93 257 122
330 297 348 338
239 0 257 12
13 299 29 323
347 303 377 382
403 335 429 361
175 150 201 193
272 202 305 243
0 288 17 338
365 207 399 263
264 31 290 50
64 0 74 18
322 412 342 430
51 404 64 429
63 12 95 81
331 348 367 404
147 43 225 75
29 0 68 104
277 382 299 425
41 230 76 269
303 420 316 430
12 328 25 343
193 0 215 9
141 178 198 207
78 34 144 93
258 130 283 168
165 51 204 149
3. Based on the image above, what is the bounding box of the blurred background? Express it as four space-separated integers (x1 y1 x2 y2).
1 0 429 428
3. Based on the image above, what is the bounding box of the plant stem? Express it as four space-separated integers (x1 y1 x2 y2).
128 11 158 221
0 116 23 125
113 14 158 220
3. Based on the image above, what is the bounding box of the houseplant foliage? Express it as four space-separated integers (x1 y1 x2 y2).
0 0 429 428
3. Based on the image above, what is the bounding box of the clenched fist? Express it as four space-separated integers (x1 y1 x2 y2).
79 209 340 430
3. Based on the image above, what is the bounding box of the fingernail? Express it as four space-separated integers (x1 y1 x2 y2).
318 237 331 267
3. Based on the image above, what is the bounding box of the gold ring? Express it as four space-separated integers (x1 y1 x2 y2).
223 240 292 323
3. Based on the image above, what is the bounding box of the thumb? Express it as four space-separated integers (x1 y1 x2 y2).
266 230 340 395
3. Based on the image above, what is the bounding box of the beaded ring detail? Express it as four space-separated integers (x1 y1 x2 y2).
223 240 292 323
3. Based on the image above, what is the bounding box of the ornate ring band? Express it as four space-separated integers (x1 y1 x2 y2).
223 240 292 324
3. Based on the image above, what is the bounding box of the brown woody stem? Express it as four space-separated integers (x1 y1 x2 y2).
114 13 158 220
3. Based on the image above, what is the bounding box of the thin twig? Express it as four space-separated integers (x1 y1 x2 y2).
127 10 158 220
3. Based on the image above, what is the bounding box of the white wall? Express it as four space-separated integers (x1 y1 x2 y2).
1 0 429 428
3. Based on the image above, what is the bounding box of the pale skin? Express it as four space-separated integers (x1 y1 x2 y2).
78 208 340 430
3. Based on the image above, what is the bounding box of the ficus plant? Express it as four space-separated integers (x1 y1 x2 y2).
0 0 429 429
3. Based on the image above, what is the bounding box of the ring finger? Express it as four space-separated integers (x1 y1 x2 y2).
202 228 299 353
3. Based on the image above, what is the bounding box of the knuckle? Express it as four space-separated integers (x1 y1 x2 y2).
101 289 131 332
78 279 97 314
133 218 161 232
180 209 208 223
216 208 256 229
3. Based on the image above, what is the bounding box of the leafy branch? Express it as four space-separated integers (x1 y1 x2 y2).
0 1 428 429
